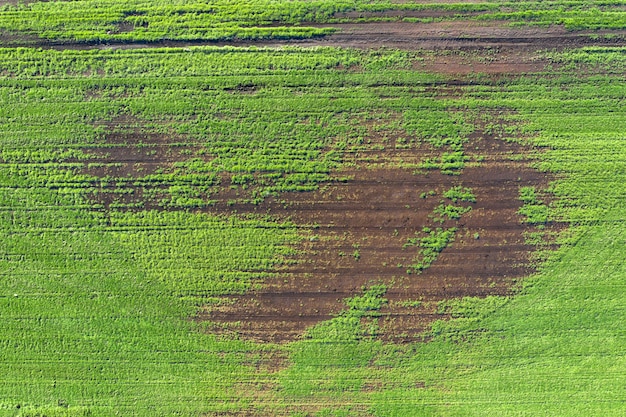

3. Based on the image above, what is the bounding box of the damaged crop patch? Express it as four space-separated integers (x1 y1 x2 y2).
78 117 217 210
204 113 562 344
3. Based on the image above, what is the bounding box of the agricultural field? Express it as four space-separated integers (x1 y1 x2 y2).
0 1 626 416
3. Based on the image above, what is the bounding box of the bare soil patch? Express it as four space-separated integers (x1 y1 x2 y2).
333 10 487 20
78 106 561 345
203 121 560 343
79 116 211 210
302 21 626 50
417 46 548 76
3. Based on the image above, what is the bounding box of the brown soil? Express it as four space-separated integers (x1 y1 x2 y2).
310 21 578 49
79 117 211 210
333 10 487 20
417 47 549 76
302 20 626 52
77 81 562 346
80 107 559 345
202 118 560 343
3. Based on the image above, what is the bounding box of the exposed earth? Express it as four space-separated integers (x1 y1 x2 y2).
202 119 559 343
80 111 560 344
54 16 597 343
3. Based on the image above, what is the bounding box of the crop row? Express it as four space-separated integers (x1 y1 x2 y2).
1 0 626 44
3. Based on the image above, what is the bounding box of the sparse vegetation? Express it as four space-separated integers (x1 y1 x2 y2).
1 2 626 416
404 227 457 273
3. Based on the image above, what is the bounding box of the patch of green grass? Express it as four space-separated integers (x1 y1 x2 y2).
1 0 625 44
278 286 386 405
443 185 476 203
2 40 626 416
404 227 457 273
0 194 295 415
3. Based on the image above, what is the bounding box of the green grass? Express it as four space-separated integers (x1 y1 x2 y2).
1 40 626 416
0 0 626 44
0 46 464 416
367 48 626 416
0 192 297 415
368 225 626 416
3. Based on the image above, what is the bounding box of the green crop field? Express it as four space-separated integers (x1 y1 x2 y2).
1 1 626 416
1 0 626 43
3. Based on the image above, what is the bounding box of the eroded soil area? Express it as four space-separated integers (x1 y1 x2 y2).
78 106 558 345
79 117 212 210
203 125 557 343
76 81 562 345
309 20 626 50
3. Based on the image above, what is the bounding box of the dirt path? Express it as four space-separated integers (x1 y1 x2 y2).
306 21 611 49
3 18 625 52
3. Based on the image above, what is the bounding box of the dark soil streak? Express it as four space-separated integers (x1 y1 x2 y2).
2 19 625 51
78 119 212 210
